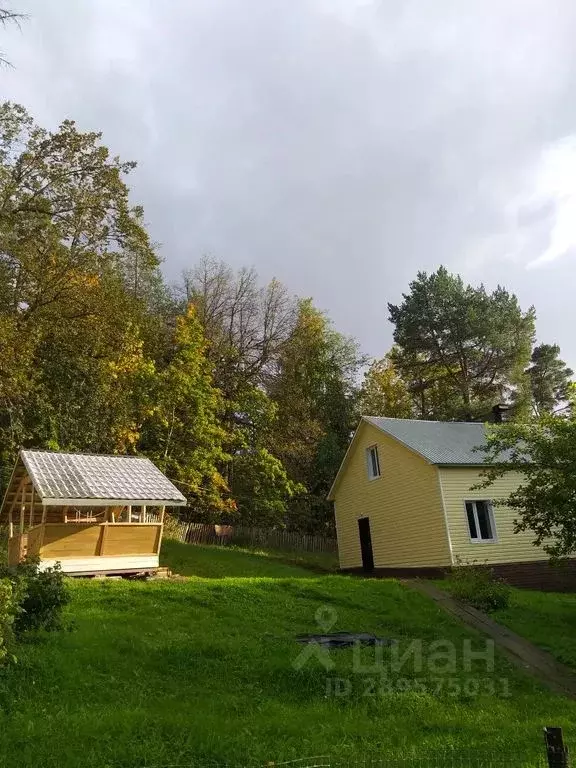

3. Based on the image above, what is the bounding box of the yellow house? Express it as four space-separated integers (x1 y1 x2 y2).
328 416 573 590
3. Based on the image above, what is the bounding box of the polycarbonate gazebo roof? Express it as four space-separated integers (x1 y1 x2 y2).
8 450 187 507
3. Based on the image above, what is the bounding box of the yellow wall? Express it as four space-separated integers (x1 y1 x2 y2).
332 421 451 569
40 524 102 558
439 468 544 564
32 523 163 559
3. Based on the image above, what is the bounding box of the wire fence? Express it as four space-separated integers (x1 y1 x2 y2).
13 751 566 768
164 519 337 553
128 729 570 768
98 750 559 768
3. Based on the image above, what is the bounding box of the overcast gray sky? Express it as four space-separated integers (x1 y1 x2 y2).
3 0 576 365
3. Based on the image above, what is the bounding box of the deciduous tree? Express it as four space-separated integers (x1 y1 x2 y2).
481 409 576 560
359 354 413 418
268 299 364 531
0 8 25 67
139 304 232 514
0 102 159 467
181 256 296 401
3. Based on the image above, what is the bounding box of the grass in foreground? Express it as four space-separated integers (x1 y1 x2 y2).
0 543 575 767
493 587 576 669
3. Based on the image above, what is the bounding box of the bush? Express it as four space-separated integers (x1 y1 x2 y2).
446 559 511 612
0 577 22 665
0 556 70 637
0 526 8 566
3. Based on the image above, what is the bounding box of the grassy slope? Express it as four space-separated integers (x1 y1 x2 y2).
164 539 339 576
493 588 576 669
0 542 575 767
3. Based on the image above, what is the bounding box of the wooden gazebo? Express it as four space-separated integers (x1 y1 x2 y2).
0 450 186 575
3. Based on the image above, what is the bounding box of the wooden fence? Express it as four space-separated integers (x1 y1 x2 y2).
165 519 337 553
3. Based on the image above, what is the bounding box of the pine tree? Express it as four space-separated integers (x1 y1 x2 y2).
526 344 573 416
388 267 535 420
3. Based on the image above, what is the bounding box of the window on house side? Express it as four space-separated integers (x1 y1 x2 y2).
465 500 495 542
366 445 381 480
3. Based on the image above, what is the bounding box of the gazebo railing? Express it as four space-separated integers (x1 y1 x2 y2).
17 521 163 563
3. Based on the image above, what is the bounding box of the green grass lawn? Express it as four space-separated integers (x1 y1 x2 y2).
493 588 576 669
1 543 575 767
162 538 339 576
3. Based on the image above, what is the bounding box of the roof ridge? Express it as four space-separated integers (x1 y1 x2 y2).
364 415 486 426
20 449 150 461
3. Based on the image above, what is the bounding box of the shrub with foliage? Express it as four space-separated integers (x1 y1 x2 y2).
0 557 70 637
446 560 511 612
0 578 19 665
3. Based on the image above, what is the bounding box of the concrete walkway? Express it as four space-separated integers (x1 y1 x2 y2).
404 579 576 699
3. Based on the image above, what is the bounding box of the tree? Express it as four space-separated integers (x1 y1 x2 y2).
139 304 232 514
480 409 576 560
229 448 303 527
0 102 159 469
27 279 156 454
359 354 413 418
526 344 573 416
178 257 305 522
1 8 25 67
268 299 364 531
0 103 158 319
388 267 536 421
222 385 302 526
180 256 296 402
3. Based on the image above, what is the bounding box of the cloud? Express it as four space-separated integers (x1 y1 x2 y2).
2 0 576 365
523 137 576 269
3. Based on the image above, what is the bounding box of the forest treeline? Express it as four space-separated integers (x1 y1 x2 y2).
0 104 572 532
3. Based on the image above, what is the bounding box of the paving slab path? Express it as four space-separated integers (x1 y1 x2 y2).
404 579 576 699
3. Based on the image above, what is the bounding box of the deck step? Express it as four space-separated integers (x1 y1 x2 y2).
72 566 172 579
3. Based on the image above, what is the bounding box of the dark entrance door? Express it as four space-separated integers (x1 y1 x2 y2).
357 517 374 572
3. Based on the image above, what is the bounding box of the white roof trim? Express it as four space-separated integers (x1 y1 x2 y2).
40 498 186 507
362 417 435 465
327 416 435 501
327 419 365 501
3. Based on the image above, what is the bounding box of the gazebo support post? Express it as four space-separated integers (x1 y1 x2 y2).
19 483 25 534
155 505 166 555
39 504 47 551
8 475 26 536
29 486 35 527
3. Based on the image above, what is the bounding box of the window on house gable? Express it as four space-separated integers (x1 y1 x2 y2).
465 500 496 542
366 445 381 480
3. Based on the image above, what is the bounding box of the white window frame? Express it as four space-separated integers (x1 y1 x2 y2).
366 445 381 480
464 500 497 543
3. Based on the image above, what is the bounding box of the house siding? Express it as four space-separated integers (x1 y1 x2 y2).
333 422 451 569
439 467 544 564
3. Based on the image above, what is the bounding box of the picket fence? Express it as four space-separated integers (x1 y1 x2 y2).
165 519 337 553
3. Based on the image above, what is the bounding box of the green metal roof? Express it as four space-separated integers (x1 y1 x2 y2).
364 416 490 465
